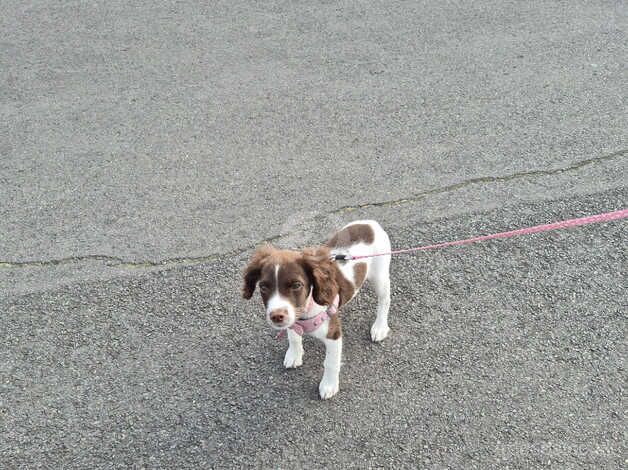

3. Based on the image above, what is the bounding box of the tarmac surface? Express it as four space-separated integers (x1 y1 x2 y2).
1 1 626 468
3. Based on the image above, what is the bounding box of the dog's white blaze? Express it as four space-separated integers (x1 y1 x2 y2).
266 264 296 326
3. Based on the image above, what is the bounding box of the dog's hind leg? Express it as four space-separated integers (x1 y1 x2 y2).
368 239 391 342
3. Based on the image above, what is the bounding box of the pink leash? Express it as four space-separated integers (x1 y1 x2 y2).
337 208 628 261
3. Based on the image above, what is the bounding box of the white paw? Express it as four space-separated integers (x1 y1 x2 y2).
283 347 303 368
318 377 339 399
370 322 390 342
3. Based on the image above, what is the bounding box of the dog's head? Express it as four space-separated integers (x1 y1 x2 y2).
242 244 338 330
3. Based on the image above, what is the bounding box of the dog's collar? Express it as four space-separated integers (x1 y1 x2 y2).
276 294 339 340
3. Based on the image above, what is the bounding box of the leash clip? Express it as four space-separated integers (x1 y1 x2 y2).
331 253 352 261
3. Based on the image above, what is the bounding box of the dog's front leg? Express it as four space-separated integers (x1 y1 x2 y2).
318 335 342 399
283 329 304 368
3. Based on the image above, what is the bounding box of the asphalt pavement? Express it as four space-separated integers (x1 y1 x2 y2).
1 1 626 468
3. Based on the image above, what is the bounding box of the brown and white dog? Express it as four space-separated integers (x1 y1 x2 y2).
242 220 391 399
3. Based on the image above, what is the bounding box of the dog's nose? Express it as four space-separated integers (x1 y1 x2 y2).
270 308 288 324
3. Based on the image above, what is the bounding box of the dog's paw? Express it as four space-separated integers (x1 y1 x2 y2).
283 347 303 368
370 322 390 342
318 377 339 399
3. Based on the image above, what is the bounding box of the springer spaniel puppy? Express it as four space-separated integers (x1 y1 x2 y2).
242 220 391 399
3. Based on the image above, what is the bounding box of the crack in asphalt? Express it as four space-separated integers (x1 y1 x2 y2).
1 149 625 270
333 148 627 213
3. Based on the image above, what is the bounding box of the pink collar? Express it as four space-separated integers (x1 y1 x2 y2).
276 294 339 339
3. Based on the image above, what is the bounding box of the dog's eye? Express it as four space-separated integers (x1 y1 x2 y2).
259 283 270 294
290 281 303 290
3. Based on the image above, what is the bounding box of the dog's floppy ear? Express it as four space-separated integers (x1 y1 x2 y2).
242 244 274 299
301 246 338 306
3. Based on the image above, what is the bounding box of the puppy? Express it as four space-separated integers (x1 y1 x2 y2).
242 220 391 399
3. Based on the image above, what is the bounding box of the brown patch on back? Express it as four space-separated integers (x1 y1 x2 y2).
326 224 375 248
326 315 342 340
353 262 367 289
